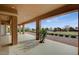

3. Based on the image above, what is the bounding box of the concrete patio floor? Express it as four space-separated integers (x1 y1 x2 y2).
0 33 78 55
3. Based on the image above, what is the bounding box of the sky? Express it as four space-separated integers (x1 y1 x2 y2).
25 11 78 29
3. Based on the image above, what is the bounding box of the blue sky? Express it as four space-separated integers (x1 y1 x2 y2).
25 11 78 29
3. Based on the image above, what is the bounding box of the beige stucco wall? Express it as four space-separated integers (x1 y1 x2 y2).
0 25 6 36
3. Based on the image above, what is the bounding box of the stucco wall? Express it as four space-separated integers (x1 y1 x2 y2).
0 25 6 36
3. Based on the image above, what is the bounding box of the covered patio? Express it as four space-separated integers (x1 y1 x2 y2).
0 33 77 55
0 4 79 55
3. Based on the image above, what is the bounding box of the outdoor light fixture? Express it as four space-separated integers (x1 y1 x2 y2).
21 25 23 28
11 6 16 9
8 26 10 28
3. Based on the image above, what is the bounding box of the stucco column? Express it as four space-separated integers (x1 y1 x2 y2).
18 25 21 34
36 19 40 40
10 16 17 45
4 24 6 35
22 24 25 34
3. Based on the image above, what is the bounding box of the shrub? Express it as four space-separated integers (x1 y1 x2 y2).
71 35 76 38
51 33 54 35
65 35 69 37
59 34 63 37
55 34 58 36
39 28 47 43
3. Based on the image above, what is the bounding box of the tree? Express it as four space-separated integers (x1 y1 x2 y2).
64 25 70 31
53 27 61 31
57 27 61 31
25 28 30 32
49 27 53 31
69 27 75 31
53 28 57 32
45 28 49 31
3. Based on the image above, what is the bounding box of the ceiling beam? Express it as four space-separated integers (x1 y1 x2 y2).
0 5 17 14
0 20 10 25
0 12 17 16
19 4 79 25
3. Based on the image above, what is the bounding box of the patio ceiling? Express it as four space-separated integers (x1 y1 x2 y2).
0 4 78 25
0 4 65 24
16 4 65 24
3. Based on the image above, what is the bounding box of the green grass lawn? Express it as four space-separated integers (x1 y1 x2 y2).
48 31 78 36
